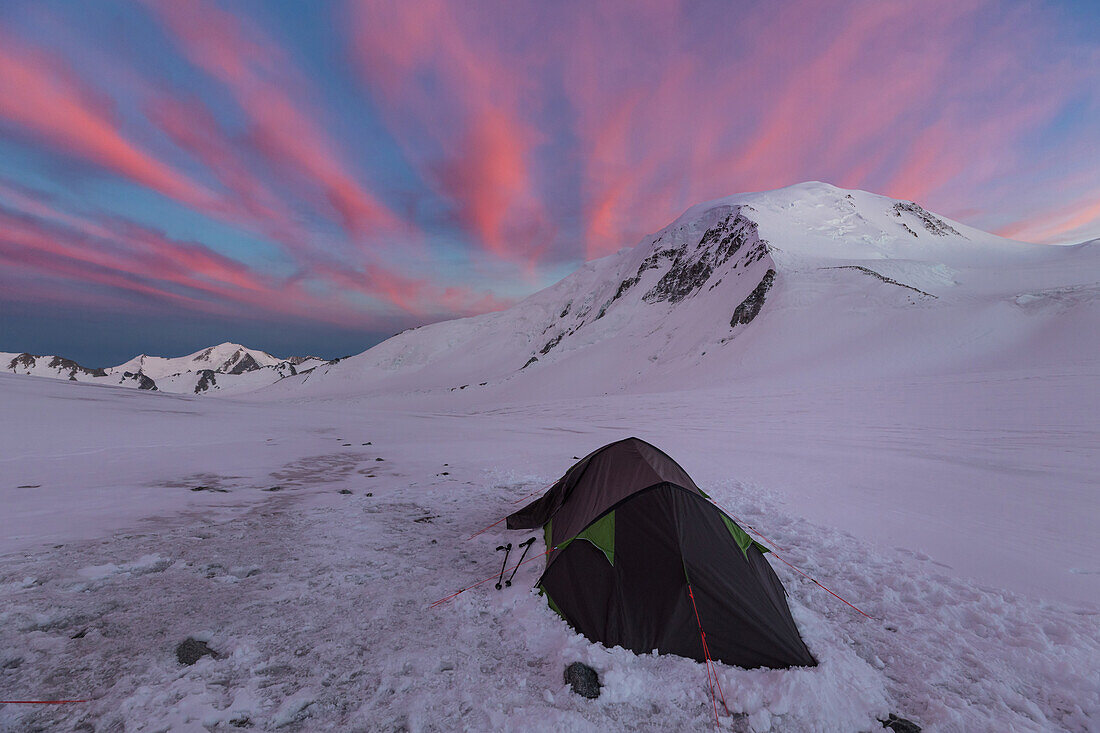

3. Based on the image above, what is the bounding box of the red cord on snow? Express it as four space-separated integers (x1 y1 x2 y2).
428 548 552 608
466 516 507 540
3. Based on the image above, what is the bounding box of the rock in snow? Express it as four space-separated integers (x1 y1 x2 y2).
563 662 601 699
175 638 218 666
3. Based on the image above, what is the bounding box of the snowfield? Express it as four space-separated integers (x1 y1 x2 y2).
2 372 1097 732
2 183 1098 731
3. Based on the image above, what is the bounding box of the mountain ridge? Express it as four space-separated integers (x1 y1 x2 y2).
1 341 329 395
273 181 1098 400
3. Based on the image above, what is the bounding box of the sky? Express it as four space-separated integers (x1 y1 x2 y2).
1 0 1098 366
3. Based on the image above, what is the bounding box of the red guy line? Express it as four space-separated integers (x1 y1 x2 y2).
706 497 874 620
429 548 552 608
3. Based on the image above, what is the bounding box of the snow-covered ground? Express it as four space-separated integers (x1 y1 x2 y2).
2 369 1097 731
2 183 1098 730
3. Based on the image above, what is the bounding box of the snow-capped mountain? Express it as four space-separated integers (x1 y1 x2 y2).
283 181 1099 399
1 342 328 395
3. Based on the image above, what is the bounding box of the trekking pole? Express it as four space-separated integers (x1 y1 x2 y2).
504 537 536 587
494 543 512 589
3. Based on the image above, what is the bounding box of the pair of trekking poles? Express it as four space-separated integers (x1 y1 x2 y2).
494 537 536 589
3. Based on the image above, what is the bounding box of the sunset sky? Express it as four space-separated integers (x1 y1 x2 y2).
1 0 1098 365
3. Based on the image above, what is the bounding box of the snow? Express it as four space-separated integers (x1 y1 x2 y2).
2 183 1098 730
3 342 324 396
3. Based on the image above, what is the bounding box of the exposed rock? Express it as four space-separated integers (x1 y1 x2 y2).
880 713 921 732
522 356 538 369
194 369 217 394
6 353 106 379
563 661 601 699
175 637 219 665
226 353 262 375
121 371 158 391
644 208 762 304
823 265 935 298
285 355 324 365
892 201 962 237
731 269 776 327
540 332 564 355
8 353 36 371
48 356 107 378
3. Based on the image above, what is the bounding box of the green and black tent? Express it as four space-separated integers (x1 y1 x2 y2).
507 437 816 670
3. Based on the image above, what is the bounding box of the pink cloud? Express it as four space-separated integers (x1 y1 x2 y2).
149 0 401 242
0 30 211 208
349 0 551 266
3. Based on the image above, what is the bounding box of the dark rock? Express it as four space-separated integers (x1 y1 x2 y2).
47 355 107 378
71 628 88 639
822 265 935 298
540 333 564 355
226 353 262 375
644 208 761 304
375 457 384 462
176 638 218 665
880 714 921 732
521 356 538 369
194 369 217 393
17 484 40 489
892 201 962 237
730 269 776 327
264 486 283 492
365 492 373 497
122 371 159 391
563 662 601 699
338 489 352 494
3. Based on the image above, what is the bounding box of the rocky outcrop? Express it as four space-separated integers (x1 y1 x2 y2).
643 209 763 304
893 202 963 237
194 369 217 394
731 269 776 327
121 371 158 390
5 353 106 379
48 356 108 379
824 266 935 298
226 353 261 375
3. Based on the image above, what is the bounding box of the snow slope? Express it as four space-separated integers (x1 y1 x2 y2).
282 182 1099 400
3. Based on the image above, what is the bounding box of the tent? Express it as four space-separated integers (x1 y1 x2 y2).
507 437 816 669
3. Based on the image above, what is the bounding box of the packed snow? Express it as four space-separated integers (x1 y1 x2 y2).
2 183 1098 731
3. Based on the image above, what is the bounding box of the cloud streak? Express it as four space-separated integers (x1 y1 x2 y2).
0 0 1098 354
